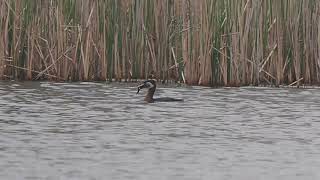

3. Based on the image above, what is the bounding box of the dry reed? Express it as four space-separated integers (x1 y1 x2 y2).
1 0 320 86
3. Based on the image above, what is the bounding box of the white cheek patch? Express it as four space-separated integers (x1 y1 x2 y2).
145 82 154 88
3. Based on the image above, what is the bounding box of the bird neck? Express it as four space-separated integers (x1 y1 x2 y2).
144 86 156 103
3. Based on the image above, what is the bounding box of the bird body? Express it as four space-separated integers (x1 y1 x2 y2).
137 80 183 103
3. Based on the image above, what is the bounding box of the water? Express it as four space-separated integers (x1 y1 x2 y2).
0 81 320 180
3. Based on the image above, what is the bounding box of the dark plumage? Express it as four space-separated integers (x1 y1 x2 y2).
137 80 183 103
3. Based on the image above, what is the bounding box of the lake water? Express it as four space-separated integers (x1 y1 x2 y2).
0 81 319 180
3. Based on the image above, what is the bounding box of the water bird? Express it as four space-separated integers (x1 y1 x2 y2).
137 79 183 103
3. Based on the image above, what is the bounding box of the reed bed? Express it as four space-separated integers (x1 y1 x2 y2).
1 0 320 86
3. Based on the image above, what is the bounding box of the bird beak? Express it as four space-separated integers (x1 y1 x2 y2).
137 84 145 94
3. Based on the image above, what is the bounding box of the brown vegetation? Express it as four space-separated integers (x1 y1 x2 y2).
1 0 320 86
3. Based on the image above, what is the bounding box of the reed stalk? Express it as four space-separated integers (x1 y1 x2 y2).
1 0 320 87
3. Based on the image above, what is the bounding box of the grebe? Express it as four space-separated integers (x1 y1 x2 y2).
136 79 183 103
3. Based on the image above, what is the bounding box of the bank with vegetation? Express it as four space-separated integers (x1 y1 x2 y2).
0 0 319 86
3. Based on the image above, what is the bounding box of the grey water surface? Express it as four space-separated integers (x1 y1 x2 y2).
0 81 320 180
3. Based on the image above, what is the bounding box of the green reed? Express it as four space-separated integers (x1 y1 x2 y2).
1 0 320 86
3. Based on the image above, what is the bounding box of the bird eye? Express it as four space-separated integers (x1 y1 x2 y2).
145 82 154 88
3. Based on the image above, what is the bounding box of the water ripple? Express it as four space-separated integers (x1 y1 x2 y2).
0 82 320 180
